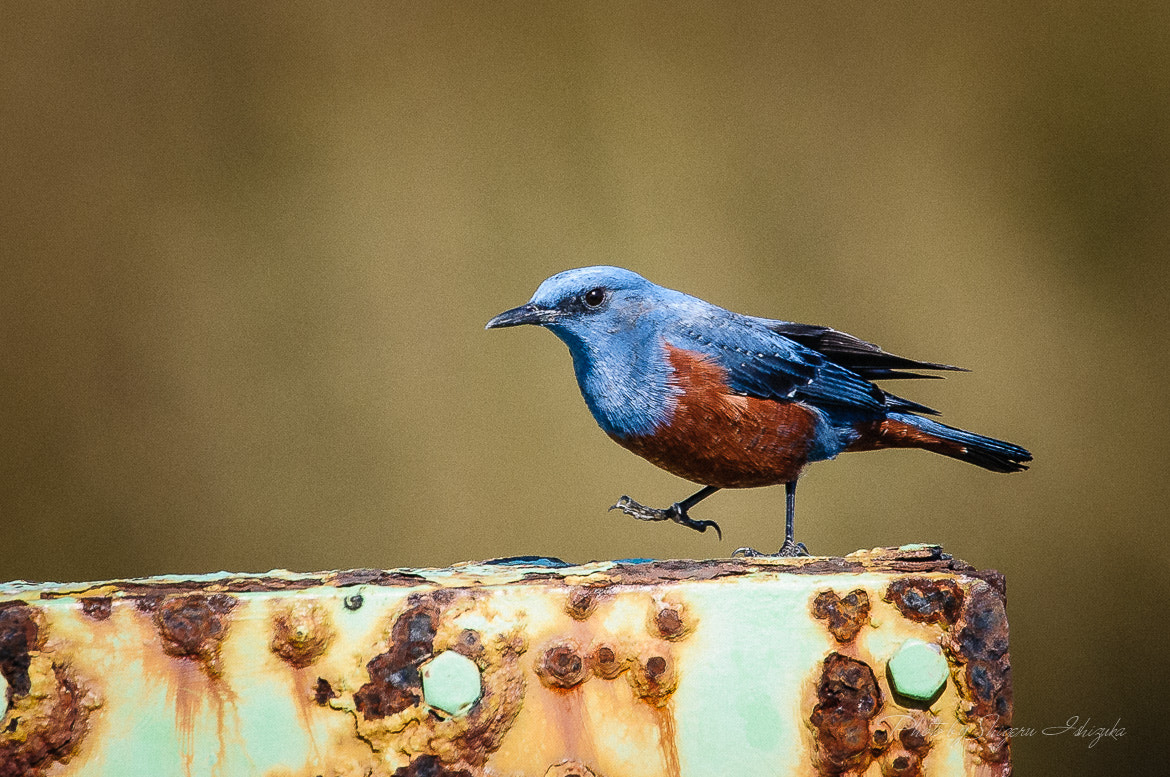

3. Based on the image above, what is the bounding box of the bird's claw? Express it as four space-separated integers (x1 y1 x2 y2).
777 539 810 557
609 496 722 540
732 540 810 558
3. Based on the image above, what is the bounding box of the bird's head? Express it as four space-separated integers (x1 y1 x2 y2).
485 266 661 348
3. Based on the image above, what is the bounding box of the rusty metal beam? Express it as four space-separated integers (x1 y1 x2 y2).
0 546 1012 776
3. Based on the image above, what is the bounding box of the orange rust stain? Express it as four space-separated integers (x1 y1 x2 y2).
286 668 322 763
845 418 967 457
542 685 599 769
615 345 818 487
137 595 239 777
651 706 682 777
164 658 237 777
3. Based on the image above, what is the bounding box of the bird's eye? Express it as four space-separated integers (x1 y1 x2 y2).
583 287 606 308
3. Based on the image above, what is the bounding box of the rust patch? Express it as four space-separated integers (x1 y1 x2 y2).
354 600 439 719
0 662 94 777
392 754 473 776
944 582 1012 768
350 591 527 769
602 551 977 586
566 587 608 621
545 760 600 776
332 568 429 587
629 653 677 707
153 594 238 677
78 597 112 621
314 677 338 706
0 602 39 703
269 601 334 669
132 594 164 613
810 653 884 775
452 628 484 660
589 644 626 680
885 578 964 626
870 713 933 777
650 601 692 642
536 642 588 690
812 589 871 643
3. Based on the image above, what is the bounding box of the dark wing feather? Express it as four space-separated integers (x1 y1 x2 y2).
672 315 889 414
764 322 965 380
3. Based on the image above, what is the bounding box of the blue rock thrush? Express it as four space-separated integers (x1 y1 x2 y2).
486 266 1031 555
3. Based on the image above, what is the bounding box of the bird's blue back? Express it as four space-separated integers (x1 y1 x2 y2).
527 266 884 460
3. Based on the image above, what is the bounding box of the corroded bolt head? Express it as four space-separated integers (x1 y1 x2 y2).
887 638 948 702
420 650 482 716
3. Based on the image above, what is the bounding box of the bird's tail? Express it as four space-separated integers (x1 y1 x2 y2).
848 412 1032 473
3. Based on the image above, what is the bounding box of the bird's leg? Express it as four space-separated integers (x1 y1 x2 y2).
733 480 810 558
776 480 809 556
610 485 722 539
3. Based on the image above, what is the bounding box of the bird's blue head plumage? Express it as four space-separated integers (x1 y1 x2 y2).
486 266 685 437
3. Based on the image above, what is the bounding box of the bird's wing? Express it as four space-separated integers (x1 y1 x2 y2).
669 313 893 414
759 320 965 381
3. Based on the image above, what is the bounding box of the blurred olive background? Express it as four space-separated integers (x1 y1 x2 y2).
2 2 1166 772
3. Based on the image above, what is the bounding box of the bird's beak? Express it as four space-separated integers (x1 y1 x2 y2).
485 303 558 329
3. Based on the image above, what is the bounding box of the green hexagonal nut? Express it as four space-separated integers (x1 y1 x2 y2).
887 638 948 702
420 650 482 716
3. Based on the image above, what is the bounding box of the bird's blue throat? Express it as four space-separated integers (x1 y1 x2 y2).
547 322 677 439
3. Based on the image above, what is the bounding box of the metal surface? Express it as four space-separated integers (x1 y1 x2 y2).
0 546 1012 776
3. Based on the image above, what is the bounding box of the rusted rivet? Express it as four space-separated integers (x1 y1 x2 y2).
652 607 687 640
630 653 677 705
590 645 624 680
900 725 929 751
887 639 948 703
646 655 667 678
343 593 364 611
270 602 334 669
536 642 588 689
154 594 236 669
453 628 483 659
420 650 482 716
567 588 600 620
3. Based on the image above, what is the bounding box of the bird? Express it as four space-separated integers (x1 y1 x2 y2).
485 266 1031 556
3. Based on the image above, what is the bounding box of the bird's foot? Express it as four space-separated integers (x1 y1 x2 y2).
776 539 810 557
609 496 722 539
732 540 810 558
